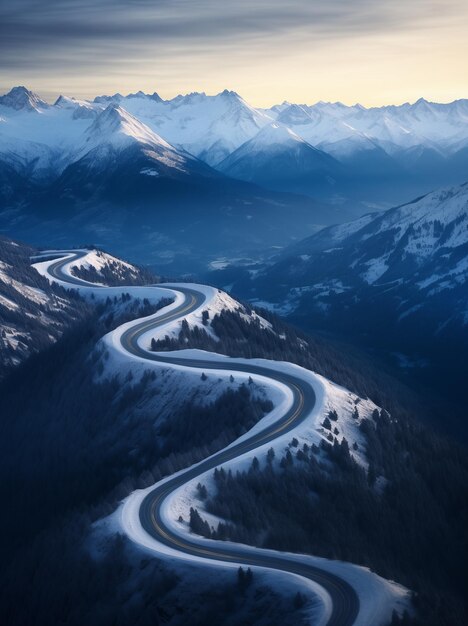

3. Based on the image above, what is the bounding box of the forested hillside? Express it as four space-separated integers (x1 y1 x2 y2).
0 293 293 626
228 183 468 422
153 304 468 626
1 249 466 625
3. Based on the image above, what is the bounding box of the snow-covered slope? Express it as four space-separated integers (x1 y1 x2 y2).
0 87 103 178
111 89 274 166
1 85 467 203
0 133 59 181
0 237 86 374
266 97 468 157
116 354 409 626
217 122 342 194
35 250 409 626
285 182 468 281
0 243 158 375
67 104 203 177
357 184 468 267
66 248 155 286
76 105 171 154
243 182 468 365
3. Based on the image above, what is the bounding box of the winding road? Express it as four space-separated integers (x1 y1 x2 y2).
37 250 360 626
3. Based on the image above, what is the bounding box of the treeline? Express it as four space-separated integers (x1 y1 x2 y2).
1 518 306 626
157 383 272 459
152 306 447 428
0 300 278 625
151 303 468 623
2 256 467 624
0 306 270 561
196 409 468 626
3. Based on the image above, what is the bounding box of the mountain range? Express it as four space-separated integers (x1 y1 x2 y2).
217 123 344 196
2 87 467 193
0 88 338 271
0 85 467 269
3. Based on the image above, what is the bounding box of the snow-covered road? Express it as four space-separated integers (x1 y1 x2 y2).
33 249 409 626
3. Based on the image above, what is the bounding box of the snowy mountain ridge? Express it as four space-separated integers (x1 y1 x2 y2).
69 104 195 174
83 104 173 151
367 184 468 258
263 181 468 289
268 96 468 153
239 181 467 360
217 121 342 194
2 85 466 184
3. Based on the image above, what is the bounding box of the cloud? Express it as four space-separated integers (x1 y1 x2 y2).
0 0 465 104
0 0 453 63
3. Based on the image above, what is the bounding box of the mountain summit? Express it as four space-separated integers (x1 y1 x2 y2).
76 104 174 154
0 86 48 112
218 122 342 194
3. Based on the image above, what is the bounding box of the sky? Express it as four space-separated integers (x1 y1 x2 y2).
1 0 467 107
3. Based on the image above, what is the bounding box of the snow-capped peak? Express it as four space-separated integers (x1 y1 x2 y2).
170 91 208 106
276 104 313 126
127 90 148 99
84 104 172 149
414 97 431 107
0 86 48 112
54 95 80 108
93 93 124 104
53 95 103 121
54 95 98 111
219 88 241 99
217 119 339 186
250 122 313 148
149 92 163 102
126 90 163 102
69 103 179 165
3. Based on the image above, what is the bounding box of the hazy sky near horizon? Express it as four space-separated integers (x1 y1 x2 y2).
1 0 467 106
